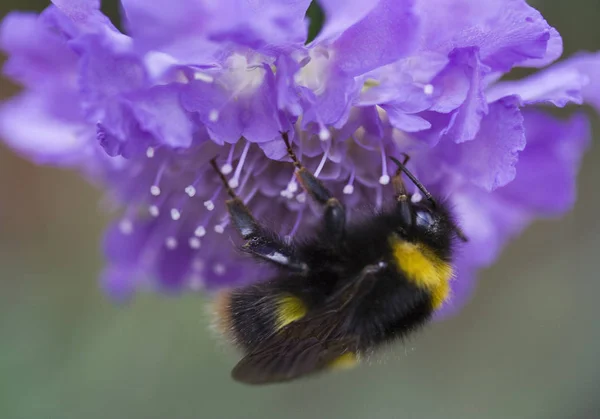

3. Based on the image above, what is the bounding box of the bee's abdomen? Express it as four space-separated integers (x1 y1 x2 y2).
350 277 435 349
213 284 308 351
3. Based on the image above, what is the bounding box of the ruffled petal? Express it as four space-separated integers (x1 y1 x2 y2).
126 85 194 149
332 0 418 76
454 95 525 191
555 51 600 113
487 65 587 107
415 0 560 71
441 48 490 143
122 0 310 58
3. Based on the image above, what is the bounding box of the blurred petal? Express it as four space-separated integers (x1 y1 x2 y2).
435 264 477 318
51 0 100 21
555 51 600 113
0 92 90 165
100 267 138 303
0 11 77 87
487 64 587 107
500 109 591 214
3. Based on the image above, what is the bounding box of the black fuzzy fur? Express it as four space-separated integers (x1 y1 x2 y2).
222 196 459 384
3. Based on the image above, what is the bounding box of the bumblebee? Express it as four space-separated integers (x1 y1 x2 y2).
211 132 466 385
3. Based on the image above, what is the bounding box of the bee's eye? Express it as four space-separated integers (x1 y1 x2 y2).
415 210 435 229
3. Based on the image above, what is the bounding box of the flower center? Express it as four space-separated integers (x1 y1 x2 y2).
221 53 267 97
294 47 331 95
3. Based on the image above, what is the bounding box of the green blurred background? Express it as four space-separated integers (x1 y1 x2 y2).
1 1 599 418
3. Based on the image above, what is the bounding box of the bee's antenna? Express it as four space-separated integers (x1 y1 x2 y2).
389 156 436 207
209 156 237 200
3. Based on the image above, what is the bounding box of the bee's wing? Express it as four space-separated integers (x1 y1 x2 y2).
232 322 354 385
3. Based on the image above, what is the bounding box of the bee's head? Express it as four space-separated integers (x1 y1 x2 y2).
390 156 467 260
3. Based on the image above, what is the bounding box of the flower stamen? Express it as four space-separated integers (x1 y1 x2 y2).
165 236 178 250
228 141 251 189
219 143 236 175
188 237 202 249
150 163 168 196
343 168 356 195
313 140 330 178
379 146 390 185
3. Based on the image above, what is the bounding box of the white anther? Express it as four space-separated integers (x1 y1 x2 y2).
189 237 201 249
220 164 233 175
319 126 331 141
185 185 196 197
194 226 207 237
228 178 239 189
343 184 355 195
204 200 215 211
280 189 294 199
296 193 307 203
423 84 434 95
214 224 225 234
119 219 133 235
287 182 298 193
170 208 181 221
193 72 214 83
213 263 226 275
165 237 178 249
146 147 155 158
149 205 160 217
411 192 423 203
150 185 161 196
379 175 390 185
209 109 219 122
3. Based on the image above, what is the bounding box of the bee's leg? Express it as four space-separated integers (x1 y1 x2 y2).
281 132 346 243
210 158 308 272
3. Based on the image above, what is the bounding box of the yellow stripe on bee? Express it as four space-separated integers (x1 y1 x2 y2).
328 352 359 370
275 295 307 330
389 237 453 309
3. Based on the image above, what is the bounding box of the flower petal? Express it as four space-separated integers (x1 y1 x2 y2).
314 0 380 43
127 85 194 149
415 0 560 71
441 48 490 143
0 91 90 165
332 0 418 76
384 105 432 132
487 68 587 108
555 51 600 113
454 95 525 191
51 0 100 22
500 109 591 214
123 0 310 58
0 11 77 87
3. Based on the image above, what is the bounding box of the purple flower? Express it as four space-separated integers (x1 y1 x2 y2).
0 0 596 316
